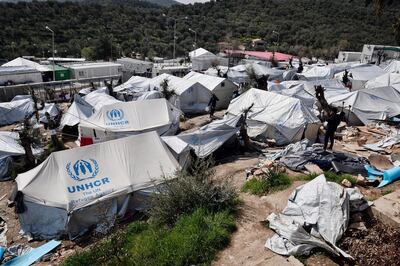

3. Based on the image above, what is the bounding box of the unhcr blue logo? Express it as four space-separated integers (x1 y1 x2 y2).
106 109 124 121
66 159 99 182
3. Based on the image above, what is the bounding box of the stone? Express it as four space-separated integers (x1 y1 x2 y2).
341 179 352 188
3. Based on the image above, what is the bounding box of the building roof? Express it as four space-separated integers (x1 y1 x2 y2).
225 50 294 61
183 71 226 91
3 57 51 72
66 62 122 70
189 48 216 58
117 57 153 65
0 66 40 75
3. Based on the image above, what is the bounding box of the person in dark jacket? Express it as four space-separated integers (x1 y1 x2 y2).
324 109 345 150
208 94 219 118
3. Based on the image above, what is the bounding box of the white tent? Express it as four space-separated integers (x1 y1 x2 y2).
83 88 120 112
189 48 219 71
3 57 51 72
226 89 320 145
334 65 386 90
227 64 248 84
151 73 212 114
60 95 94 128
184 71 237 109
297 62 367 81
227 64 284 84
204 66 229 77
38 103 60 123
0 96 34 126
16 132 179 239
79 98 181 143
268 82 316 109
0 132 42 180
164 115 241 158
364 73 400 89
113 75 157 93
384 60 400 73
328 86 400 125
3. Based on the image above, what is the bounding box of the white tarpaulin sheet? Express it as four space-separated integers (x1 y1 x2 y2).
384 60 400 73
113 76 157 93
266 174 366 259
328 86 400 125
298 62 367 81
16 132 179 238
0 96 34 126
226 88 320 144
364 73 400 89
38 103 60 123
60 95 94 128
164 116 241 158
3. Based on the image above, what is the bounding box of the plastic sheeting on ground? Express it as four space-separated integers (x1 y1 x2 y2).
0 96 34 126
163 116 241 158
364 135 400 152
16 132 179 239
279 144 368 175
266 174 367 258
226 88 320 145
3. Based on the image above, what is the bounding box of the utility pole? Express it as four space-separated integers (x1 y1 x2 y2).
45 26 56 81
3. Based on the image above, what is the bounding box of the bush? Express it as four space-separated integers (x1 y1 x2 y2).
242 167 292 195
148 159 238 226
62 209 236 266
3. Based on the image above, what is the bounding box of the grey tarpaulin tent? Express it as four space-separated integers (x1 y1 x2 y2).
0 96 34 126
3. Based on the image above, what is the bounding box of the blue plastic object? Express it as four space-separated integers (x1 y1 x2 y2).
378 166 400 188
0 246 6 262
3 240 61 266
364 164 383 180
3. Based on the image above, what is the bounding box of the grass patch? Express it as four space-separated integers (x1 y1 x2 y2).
382 189 394 196
62 208 235 266
62 159 238 265
242 167 292 195
295 171 357 185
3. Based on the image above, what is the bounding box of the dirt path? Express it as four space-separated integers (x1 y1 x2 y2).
212 156 304 266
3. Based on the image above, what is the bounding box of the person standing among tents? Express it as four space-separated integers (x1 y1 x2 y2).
342 70 349 86
324 108 345 151
297 59 304 73
45 112 63 151
208 94 219 118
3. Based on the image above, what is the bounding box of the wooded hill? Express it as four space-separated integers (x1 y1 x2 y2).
0 0 398 61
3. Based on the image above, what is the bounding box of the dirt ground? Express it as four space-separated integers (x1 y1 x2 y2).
211 155 305 266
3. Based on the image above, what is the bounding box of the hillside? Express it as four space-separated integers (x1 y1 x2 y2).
0 0 179 7
0 0 398 60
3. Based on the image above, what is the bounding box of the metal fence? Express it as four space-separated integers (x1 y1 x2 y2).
0 75 121 102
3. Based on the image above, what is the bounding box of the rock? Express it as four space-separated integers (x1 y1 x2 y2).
253 169 264 176
304 163 323 174
349 222 367 231
263 160 274 168
341 179 352 188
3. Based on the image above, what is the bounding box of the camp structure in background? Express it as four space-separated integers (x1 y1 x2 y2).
16 132 179 239
226 88 320 145
334 64 386 90
189 48 220 71
79 98 181 144
328 86 400 125
183 71 237 109
0 96 34 126
151 73 212 114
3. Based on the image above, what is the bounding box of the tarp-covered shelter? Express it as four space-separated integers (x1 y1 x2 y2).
163 116 241 159
204 66 229 77
0 96 34 126
16 132 179 239
151 73 212 114
113 76 157 93
83 88 120 112
384 60 400 73
60 95 94 128
328 86 400 125
184 71 237 109
38 103 60 124
189 48 219 71
0 132 42 181
297 62 367 81
79 98 181 143
335 65 386 90
364 73 400 89
226 89 320 145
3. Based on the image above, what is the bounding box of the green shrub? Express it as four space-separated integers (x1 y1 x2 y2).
242 167 292 195
62 209 236 266
295 171 357 185
148 159 238 226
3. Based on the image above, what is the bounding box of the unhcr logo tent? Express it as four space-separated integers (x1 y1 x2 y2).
79 98 181 144
16 132 179 239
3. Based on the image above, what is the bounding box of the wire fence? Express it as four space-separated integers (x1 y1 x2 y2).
0 75 121 102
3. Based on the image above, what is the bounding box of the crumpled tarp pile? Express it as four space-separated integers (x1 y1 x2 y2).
279 144 368 175
265 174 368 259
